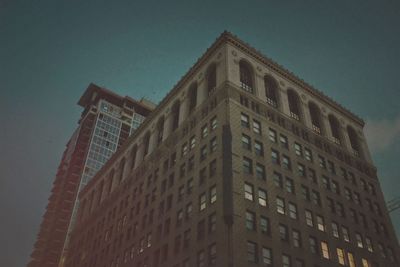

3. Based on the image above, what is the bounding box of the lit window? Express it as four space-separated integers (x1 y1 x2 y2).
348 252 355 267
244 183 254 201
337 248 345 265
321 241 330 259
362 258 371 267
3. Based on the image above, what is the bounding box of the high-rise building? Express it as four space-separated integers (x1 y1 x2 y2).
28 83 155 267
65 32 399 267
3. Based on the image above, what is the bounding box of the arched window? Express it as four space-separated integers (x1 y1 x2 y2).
239 60 254 93
130 145 137 170
264 75 279 107
171 101 180 131
207 63 217 95
309 102 322 134
287 89 301 121
118 158 126 184
188 83 197 113
143 132 151 156
347 126 361 156
328 115 341 145
156 117 164 146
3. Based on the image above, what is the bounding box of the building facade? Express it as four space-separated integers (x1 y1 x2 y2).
65 32 399 267
28 84 154 267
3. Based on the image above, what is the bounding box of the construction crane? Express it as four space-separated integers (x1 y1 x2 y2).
387 197 400 213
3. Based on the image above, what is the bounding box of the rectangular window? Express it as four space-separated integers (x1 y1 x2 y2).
244 183 254 201
304 148 313 162
309 236 318 254
282 254 291 267
297 163 306 177
210 137 217 152
255 163 266 180
208 213 216 233
288 203 297 219
260 216 270 235
337 248 345 265
261 247 272 265
201 125 208 139
321 241 330 259
268 128 277 142
276 197 285 215
210 186 217 204
243 157 253 174
342 226 350 242
245 210 256 231
316 215 325 232
355 233 363 248
241 113 250 128
253 119 261 134
279 224 288 241
332 222 339 238
273 172 283 188
247 241 258 263
305 210 313 227
258 189 267 207
208 243 216 265
282 155 291 170
292 230 302 248
294 142 302 156
318 155 326 169
362 258 371 267
285 178 295 194
254 140 264 156
197 250 205 267
280 134 288 149
271 149 280 164
348 252 355 267
190 135 196 150
210 116 217 131
365 237 373 252
242 134 251 150
200 145 207 161
199 193 206 211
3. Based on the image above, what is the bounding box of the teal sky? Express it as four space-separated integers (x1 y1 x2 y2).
1 1 399 266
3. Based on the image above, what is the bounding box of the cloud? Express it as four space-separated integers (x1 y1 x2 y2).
364 115 400 153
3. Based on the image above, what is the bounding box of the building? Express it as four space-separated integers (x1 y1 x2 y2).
28 83 155 267
65 32 399 267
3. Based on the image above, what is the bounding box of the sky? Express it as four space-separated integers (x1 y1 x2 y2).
0 0 399 266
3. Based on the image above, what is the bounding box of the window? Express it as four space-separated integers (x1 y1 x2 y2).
187 178 193 194
199 193 206 211
271 149 280 164
309 102 322 134
247 241 258 263
255 163 266 180
318 155 326 169
276 197 285 214
258 189 267 207
207 63 217 95
242 134 251 150
378 243 386 258
197 220 205 240
327 160 335 174
253 120 261 134
282 155 291 170
201 125 208 139
309 236 318 254
321 241 330 259
273 172 283 188
209 159 217 177
362 258 371 267
260 216 270 235
269 128 277 142
332 222 339 238
210 116 217 131
243 157 252 174
297 163 305 177
304 148 312 162
208 243 216 265
342 226 350 242
355 233 363 248
177 210 184 227
210 137 217 152
241 113 250 128
322 175 330 190
254 140 264 156
282 254 291 267
209 213 216 233
280 135 288 149
332 180 339 195
288 89 301 120
337 248 345 265
288 203 297 219
240 61 254 93
305 210 313 227
316 215 325 232
190 135 196 150
294 142 302 156
244 183 254 201
285 178 294 194
292 230 302 248
197 250 205 267
181 142 188 157
245 211 256 231
365 237 373 252
262 247 272 265
301 185 310 201
264 75 278 107
348 252 356 267
185 203 192 220
279 224 288 241
200 145 207 161
210 186 217 204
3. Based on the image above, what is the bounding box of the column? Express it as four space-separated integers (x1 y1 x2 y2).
279 87 290 116
179 96 189 125
148 127 157 155
134 140 145 169
163 109 173 141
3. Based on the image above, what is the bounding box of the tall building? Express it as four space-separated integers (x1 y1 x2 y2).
65 32 399 267
28 83 155 267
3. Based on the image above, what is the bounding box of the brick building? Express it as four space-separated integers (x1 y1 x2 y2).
28 84 154 267
65 32 399 267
